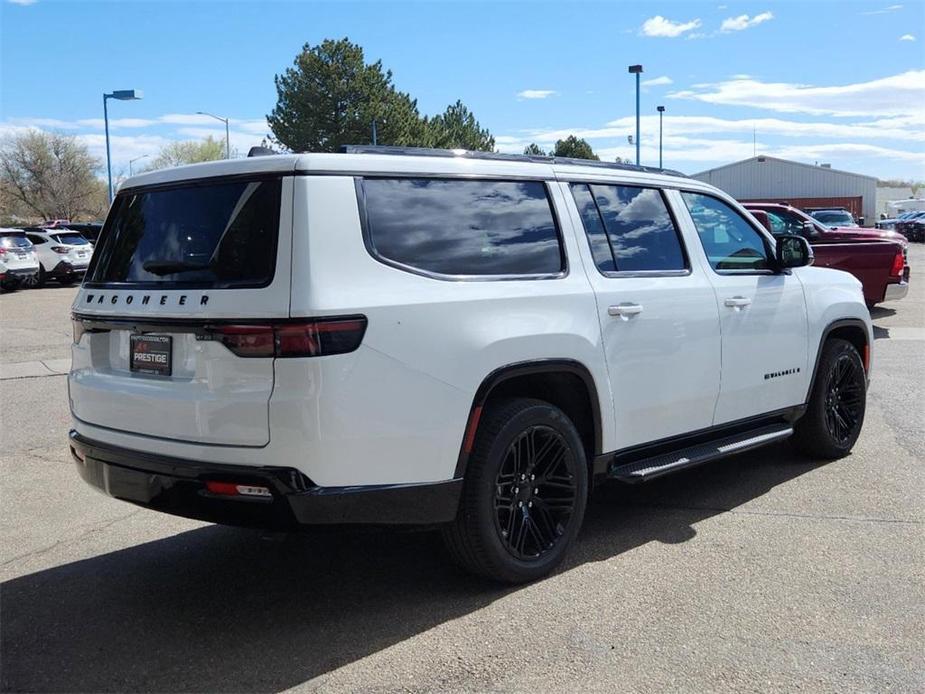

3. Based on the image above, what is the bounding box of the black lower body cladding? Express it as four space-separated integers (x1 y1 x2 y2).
69 432 463 529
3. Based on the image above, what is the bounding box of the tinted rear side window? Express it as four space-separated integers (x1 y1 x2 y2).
53 233 90 245
0 235 32 249
87 178 281 288
361 178 564 277
570 184 686 273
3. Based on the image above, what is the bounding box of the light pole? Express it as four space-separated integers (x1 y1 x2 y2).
628 65 643 166
129 154 148 177
104 89 143 202
197 111 231 159
657 105 665 169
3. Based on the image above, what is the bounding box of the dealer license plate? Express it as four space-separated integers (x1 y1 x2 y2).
130 334 172 376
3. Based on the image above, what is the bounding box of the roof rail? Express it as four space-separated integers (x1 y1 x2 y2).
340 145 688 178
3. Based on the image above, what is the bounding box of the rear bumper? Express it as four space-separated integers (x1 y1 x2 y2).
884 281 909 302
69 431 462 528
49 260 88 277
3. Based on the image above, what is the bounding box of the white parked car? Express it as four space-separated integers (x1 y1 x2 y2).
24 229 93 286
0 229 40 291
69 147 872 582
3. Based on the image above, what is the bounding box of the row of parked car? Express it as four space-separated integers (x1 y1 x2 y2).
878 210 925 242
0 223 100 292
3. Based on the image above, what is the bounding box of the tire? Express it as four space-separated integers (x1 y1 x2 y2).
35 265 46 288
442 397 589 583
793 338 866 459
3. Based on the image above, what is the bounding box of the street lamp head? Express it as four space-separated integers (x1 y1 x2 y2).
657 105 665 113
628 64 643 74
109 89 143 100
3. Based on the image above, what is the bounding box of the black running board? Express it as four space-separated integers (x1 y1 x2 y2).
608 423 793 483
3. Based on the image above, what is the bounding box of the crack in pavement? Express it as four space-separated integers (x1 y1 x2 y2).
625 502 922 526
0 508 142 569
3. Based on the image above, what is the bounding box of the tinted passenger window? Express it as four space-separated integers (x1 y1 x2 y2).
570 184 686 273
87 178 281 288
682 192 770 272
362 178 563 276
764 209 806 237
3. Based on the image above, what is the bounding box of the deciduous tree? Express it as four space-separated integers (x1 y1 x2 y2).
0 130 102 221
148 136 227 170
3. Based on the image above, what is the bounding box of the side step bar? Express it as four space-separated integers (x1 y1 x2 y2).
609 423 793 483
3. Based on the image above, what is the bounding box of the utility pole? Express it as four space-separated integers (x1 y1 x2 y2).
657 106 665 169
628 65 643 165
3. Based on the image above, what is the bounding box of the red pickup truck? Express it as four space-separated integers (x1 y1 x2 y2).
745 202 909 308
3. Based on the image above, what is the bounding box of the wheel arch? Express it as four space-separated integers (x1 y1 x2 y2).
805 318 870 404
454 359 602 480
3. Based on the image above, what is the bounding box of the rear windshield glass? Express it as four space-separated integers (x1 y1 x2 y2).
0 235 32 249
53 233 90 245
87 178 281 288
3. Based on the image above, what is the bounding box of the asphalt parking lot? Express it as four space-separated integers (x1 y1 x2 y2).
1 250 923 693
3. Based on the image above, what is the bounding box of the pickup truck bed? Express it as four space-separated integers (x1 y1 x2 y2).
811 240 909 306
745 203 909 307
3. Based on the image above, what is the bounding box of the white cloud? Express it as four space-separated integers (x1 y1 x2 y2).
669 70 925 117
7 0 38 5
641 76 673 87
899 34 916 41
516 89 557 100
720 11 774 32
640 16 702 38
861 4 903 14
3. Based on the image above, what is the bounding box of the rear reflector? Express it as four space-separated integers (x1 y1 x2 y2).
211 316 367 358
205 481 272 498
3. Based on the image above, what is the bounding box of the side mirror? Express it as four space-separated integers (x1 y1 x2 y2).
776 234 813 269
801 221 818 237
858 216 865 226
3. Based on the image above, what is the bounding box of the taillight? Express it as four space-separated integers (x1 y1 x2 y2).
0 247 7 256
890 250 904 277
51 246 69 254
211 316 367 358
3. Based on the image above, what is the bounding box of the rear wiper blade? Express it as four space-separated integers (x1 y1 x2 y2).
142 260 211 276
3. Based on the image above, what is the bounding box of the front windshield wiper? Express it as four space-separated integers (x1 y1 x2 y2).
142 260 212 276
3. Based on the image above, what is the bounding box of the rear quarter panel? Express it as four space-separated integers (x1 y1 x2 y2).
282 175 612 486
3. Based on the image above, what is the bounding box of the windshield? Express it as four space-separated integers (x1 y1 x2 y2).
0 235 33 249
812 210 856 227
87 177 282 288
53 233 90 245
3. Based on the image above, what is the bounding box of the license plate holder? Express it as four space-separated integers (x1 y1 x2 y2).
130 334 172 376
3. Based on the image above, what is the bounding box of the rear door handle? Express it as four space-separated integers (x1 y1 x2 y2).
724 296 752 309
608 303 643 318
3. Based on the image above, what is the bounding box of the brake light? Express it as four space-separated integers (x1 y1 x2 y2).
890 250 904 277
211 316 367 358
50 246 69 254
0 247 7 256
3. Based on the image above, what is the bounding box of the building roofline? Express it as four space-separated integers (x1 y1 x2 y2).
692 155 878 182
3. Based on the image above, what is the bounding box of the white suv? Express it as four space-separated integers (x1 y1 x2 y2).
0 229 40 291
69 147 872 583
25 229 94 286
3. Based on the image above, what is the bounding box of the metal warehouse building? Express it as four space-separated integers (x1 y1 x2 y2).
692 156 878 225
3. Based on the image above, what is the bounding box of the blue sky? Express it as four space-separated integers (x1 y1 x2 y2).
1 0 923 179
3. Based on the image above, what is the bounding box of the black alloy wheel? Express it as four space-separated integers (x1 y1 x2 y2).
822 352 864 447
442 398 588 583
492 425 578 561
793 337 866 459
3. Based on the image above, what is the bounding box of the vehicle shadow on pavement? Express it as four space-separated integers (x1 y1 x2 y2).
0 442 825 693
